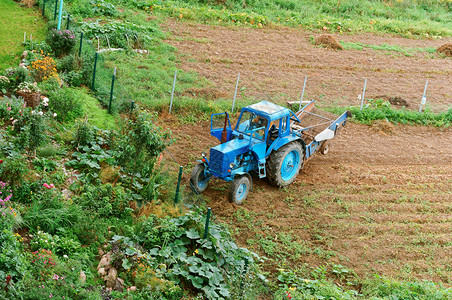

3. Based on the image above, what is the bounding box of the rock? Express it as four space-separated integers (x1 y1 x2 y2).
98 268 107 277
97 252 112 270
105 267 117 288
129 286 137 292
98 249 105 257
97 256 109 270
114 278 124 292
79 271 86 284
22 51 28 59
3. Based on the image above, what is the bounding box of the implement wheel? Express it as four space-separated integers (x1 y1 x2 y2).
320 142 329 155
229 175 251 205
267 142 304 187
190 163 210 194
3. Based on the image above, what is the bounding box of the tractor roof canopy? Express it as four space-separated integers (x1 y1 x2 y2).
243 101 291 122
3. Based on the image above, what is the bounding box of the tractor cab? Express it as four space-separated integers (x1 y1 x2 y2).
210 101 294 147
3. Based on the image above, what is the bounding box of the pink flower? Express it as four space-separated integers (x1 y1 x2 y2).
7 107 11 110
43 183 51 189
50 184 55 188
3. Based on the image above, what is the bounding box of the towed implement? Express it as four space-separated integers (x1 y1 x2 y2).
190 100 351 204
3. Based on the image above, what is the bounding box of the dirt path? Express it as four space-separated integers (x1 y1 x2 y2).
163 20 452 113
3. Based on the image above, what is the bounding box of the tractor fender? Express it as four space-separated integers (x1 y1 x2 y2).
232 171 253 192
265 136 306 157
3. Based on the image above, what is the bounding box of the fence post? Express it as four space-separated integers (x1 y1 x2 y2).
231 73 240 114
66 13 70 30
24 32 26 43
78 32 83 57
419 80 428 113
203 208 212 239
109 67 116 114
53 0 58 21
57 0 64 30
92 52 98 91
169 70 177 114
299 76 307 111
360 78 367 110
42 0 46 16
174 166 183 204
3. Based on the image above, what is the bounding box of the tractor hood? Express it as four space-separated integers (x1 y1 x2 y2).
209 138 250 176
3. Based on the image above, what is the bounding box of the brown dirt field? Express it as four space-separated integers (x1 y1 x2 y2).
158 20 452 285
163 20 452 113
165 120 452 285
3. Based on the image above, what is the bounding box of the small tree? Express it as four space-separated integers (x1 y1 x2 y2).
115 111 171 189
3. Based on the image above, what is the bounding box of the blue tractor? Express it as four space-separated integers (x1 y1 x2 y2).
190 100 350 204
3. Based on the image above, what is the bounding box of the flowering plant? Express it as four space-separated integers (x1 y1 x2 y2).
46 29 76 57
16 81 40 93
28 52 59 83
0 76 10 93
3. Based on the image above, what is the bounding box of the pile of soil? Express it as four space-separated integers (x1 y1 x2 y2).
437 44 452 57
374 95 409 107
314 34 343 50
370 120 395 135
184 88 228 100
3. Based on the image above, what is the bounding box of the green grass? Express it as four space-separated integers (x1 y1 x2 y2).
334 106 452 127
75 87 117 129
0 0 47 70
340 41 437 57
142 0 452 37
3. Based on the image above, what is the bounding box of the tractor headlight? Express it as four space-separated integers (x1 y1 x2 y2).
201 151 207 158
229 162 235 169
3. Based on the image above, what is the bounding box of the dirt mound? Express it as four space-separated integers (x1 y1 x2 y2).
314 34 343 50
374 95 409 107
437 44 452 57
370 120 395 135
184 88 228 100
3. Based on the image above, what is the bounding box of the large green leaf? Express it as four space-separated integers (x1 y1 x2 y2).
186 228 200 240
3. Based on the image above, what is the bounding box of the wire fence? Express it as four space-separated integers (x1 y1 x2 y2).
35 1 273 296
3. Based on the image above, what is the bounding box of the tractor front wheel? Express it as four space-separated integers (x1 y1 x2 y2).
190 163 210 194
229 175 252 205
267 142 304 187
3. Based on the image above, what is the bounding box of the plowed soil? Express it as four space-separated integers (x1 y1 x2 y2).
163 20 452 112
160 21 452 285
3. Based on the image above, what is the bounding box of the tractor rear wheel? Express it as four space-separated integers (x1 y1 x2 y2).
229 175 251 205
190 163 210 194
266 142 304 187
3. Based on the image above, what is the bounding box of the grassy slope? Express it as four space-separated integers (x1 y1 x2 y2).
156 0 452 37
0 0 46 70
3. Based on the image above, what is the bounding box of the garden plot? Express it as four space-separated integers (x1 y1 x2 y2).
167 119 452 285
160 19 452 284
163 20 452 113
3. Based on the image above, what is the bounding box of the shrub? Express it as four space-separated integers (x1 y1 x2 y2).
3 67 31 91
46 29 76 57
0 76 10 94
28 54 59 82
22 40 53 55
0 95 25 121
91 0 117 16
74 183 131 218
73 119 95 148
18 111 47 157
115 111 171 188
47 88 84 122
0 153 28 185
